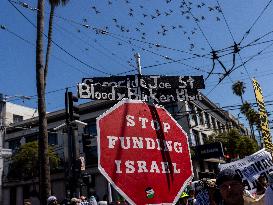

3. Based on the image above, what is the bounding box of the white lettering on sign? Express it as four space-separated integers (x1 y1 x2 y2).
78 83 203 102
125 115 170 133
114 160 181 174
107 136 183 153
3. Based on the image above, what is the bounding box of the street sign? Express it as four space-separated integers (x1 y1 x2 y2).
79 75 204 102
97 100 193 205
78 83 202 102
195 142 224 159
82 75 205 90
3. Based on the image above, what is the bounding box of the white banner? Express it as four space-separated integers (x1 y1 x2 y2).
219 149 273 193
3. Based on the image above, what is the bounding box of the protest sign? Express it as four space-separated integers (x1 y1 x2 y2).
219 149 273 194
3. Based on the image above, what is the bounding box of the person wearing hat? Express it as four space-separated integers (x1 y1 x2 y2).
177 192 190 205
47 196 58 205
265 171 273 205
216 168 244 205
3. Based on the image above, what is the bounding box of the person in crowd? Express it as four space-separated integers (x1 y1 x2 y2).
187 188 196 205
265 171 273 205
256 175 268 195
24 199 32 205
71 197 81 205
47 196 58 205
89 195 98 205
215 168 244 205
177 192 189 205
80 196 89 205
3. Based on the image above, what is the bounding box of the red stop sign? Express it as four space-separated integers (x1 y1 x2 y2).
97 100 193 205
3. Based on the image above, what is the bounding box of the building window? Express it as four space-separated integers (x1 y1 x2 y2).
13 114 23 123
201 133 207 143
165 105 178 115
85 122 97 137
204 112 211 128
211 117 216 130
85 146 98 166
217 121 222 132
8 139 21 151
48 132 58 145
188 103 198 126
197 108 204 125
192 130 200 146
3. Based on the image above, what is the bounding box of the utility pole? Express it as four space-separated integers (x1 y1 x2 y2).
134 53 142 75
134 53 143 101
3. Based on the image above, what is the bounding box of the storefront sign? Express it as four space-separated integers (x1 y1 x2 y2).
196 142 224 159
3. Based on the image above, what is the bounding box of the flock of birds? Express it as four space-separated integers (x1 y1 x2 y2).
76 0 224 55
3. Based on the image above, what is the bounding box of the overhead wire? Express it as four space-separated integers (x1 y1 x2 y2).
53 22 134 72
182 0 214 50
239 0 273 45
106 33 211 75
206 39 273 96
0 24 92 75
12 0 252 78
216 0 251 80
7 0 112 76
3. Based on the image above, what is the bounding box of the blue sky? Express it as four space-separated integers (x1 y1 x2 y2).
1 0 273 128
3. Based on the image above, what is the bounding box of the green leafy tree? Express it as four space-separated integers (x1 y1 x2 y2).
236 136 259 158
205 129 258 160
8 141 59 180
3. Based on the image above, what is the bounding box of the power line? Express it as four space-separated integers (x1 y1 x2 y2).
107 34 211 75
15 0 215 61
53 22 134 73
239 0 273 44
216 1 236 43
207 39 273 95
216 1 251 80
0 24 93 75
183 0 214 50
8 0 112 76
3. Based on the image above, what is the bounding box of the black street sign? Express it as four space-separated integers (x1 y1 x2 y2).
195 142 224 159
82 75 205 90
78 83 202 103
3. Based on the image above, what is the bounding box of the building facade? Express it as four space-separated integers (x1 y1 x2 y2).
0 93 38 205
2 95 249 204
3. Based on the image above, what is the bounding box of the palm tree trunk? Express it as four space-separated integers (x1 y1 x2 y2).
44 5 55 89
240 95 244 105
36 0 51 204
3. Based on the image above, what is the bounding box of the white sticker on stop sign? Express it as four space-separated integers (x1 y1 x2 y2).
97 99 193 205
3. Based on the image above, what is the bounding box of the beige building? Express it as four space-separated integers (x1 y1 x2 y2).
0 93 38 205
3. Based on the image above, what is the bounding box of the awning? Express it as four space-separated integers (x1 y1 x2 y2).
203 158 226 163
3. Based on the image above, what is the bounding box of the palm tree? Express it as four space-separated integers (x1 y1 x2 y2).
44 0 69 88
240 103 256 137
231 81 255 137
232 81 246 104
36 0 50 204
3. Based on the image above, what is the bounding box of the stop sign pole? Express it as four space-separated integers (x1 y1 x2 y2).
97 99 193 205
